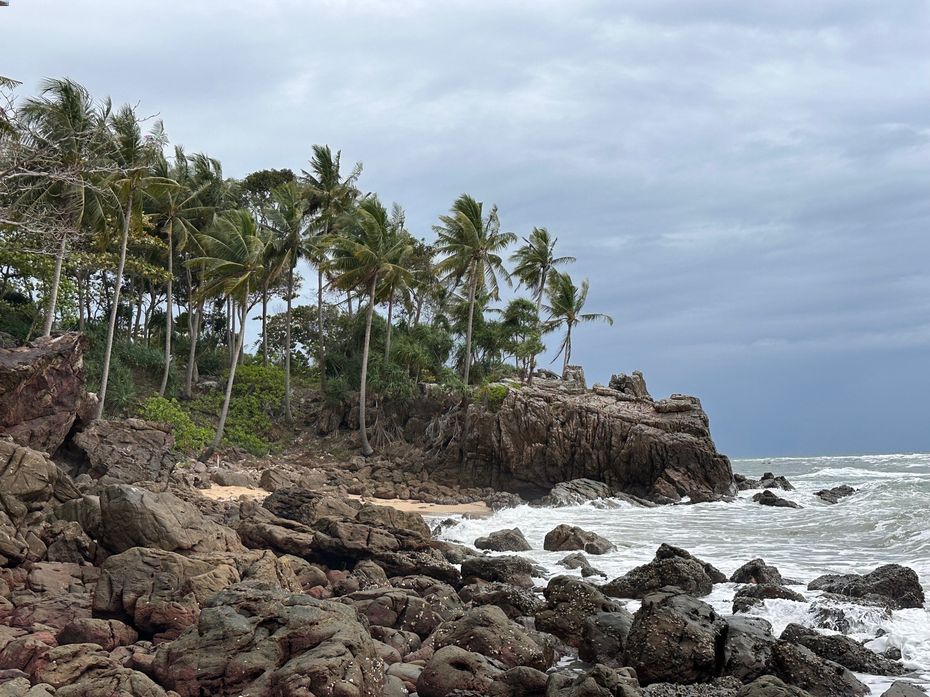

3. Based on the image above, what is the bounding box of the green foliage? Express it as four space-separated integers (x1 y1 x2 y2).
476 382 510 411
83 322 166 416
139 395 211 452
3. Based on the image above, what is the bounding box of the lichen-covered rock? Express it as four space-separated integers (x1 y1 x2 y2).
417 645 505 697
432 605 553 670
579 611 635 668
535 576 625 647
461 555 539 589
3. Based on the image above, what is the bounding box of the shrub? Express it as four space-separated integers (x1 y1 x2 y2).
139 395 212 452
476 382 510 411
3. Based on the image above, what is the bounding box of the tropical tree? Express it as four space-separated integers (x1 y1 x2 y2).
263 179 312 420
330 197 411 456
434 194 515 384
96 105 169 417
301 145 361 383
381 204 411 361
189 209 269 460
543 272 613 375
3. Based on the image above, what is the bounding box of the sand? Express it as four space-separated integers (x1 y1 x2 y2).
201 485 491 517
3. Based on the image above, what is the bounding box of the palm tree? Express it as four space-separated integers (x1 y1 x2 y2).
189 209 269 460
301 145 361 384
148 147 212 396
543 271 613 376
434 194 515 385
264 179 312 421
330 197 411 456
382 204 411 361
96 105 169 417
18 78 107 336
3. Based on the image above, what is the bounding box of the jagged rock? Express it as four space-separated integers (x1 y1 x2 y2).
40 520 104 565
546 664 641 697
263 487 359 525
475 528 532 552
768 640 868 697
609 371 652 400
730 559 784 585
538 479 613 507
417 646 505 697
579 611 635 667
57 618 137 651
563 365 587 391
733 584 805 613
807 595 892 633
881 682 929 697
0 440 79 522
433 605 553 670
97 484 242 555
69 419 178 485
604 545 721 599
808 564 925 609
535 576 625 647
814 485 857 504
558 552 606 578
153 582 383 697
33 642 169 697
780 623 905 676
760 473 795 491
373 550 462 587
543 524 615 555
722 616 777 683
342 587 446 639
461 555 539 589
458 582 545 619
753 491 801 508
490 665 550 697
0 333 95 456
1 562 97 631
735 676 814 696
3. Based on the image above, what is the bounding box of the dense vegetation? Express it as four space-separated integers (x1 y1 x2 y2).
0 77 613 457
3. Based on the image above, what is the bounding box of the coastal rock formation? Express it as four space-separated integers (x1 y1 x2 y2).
753 491 802 509
475 528 532 552
0 333 95 456
808 564 925 610
780 623 905 676
814 485 857 504
604 544 724 599
68 419 178 485
543 524 615 555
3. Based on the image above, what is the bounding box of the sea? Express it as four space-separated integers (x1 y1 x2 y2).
434 453 930 694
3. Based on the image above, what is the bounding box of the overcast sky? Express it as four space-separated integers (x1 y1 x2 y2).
3 1 929 457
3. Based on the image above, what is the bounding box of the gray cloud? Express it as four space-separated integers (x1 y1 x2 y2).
3 0 928 456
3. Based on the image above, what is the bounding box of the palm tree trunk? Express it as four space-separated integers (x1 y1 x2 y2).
359 275 377 456
384 294 394 360
76 271 86 332
261 284 269 365
200 295 247 461
184 296 202 399
159 229 173 396
317 267 326 388
96 190 134 418
284 260 294 422
562 325 572 377
347 291 354 318
414 296 423 327
132 290 143 341
42 232 68 336
463 269 478 385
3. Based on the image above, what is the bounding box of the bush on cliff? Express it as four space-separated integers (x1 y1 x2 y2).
139 395 212 453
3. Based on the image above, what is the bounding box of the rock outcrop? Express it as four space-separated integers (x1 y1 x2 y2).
68 419 178 484
0 333 95 456
808 564 925 610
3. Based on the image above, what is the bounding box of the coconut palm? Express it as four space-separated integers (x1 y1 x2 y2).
543 271 613 376
330 197 412 456
189 209 269 460
434 194 516 385
96 105 170 417
382 204 411 361
301 145 361 384
264 179 313 421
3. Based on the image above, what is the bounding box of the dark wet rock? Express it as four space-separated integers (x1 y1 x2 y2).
579 610 635 667
458 582 545 619
546 664 641 697
153 581 383 697
808 564 924 610
0 333 95 456
733 584 806 613
752 491 801 509
604 550 716 599
461 555 539 589
537 479 613 507
374 549 462 587
780 623 905 676
722 616 776 682
485 491 524 511
760 473 795 491
390 575 465 622
624 590 726 686
735 676 814 697
655 544 727 583
475 528 532 552
57 618 137 651
768 640 868 697
558 552 606 578
433 605 553 670
535 576 626 648
69 419 178 485
730 559 784 585
544 524 615 555
807 596 892 633
489 665 550 697
881 682 929 697
814 485 857 504
644 678 743 696
417 645 505 697
342 587 446 639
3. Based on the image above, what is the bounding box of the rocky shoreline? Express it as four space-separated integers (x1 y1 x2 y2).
0 334 926 697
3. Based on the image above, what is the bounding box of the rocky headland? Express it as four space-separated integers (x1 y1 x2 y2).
0 333 924 697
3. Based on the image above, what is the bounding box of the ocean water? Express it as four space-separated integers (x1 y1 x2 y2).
434 453 930 694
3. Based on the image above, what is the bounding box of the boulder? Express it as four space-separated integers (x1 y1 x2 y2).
535 576 625 647
558 552 606 578
733 584 805 613
475 528 532 552
807 564 924 610
432 605 553 670
33 642 169 697
70 419 178 484
736 676 814 697
579 611 635 667
604 547 717 599
881 683 929 697
57 618 138 651
0 439 79 525
417 645 504 697
491 665 550 697
543 524 615 555
752 491 801 509
0 333 95 455
730 559 784 585
342 587 445 639
2 562 97 631
722 616 776 682
767 640 868 697
263 487 359 526
655 543 727 582
814 485 857 504
97 484 242 555
461 555 539 589
610 371 652 400
780 623 905 676
537 479 613 507
624 590 726 685
153 582 383 697
760 473 795 491
546 664 641 697
458 582 545 619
